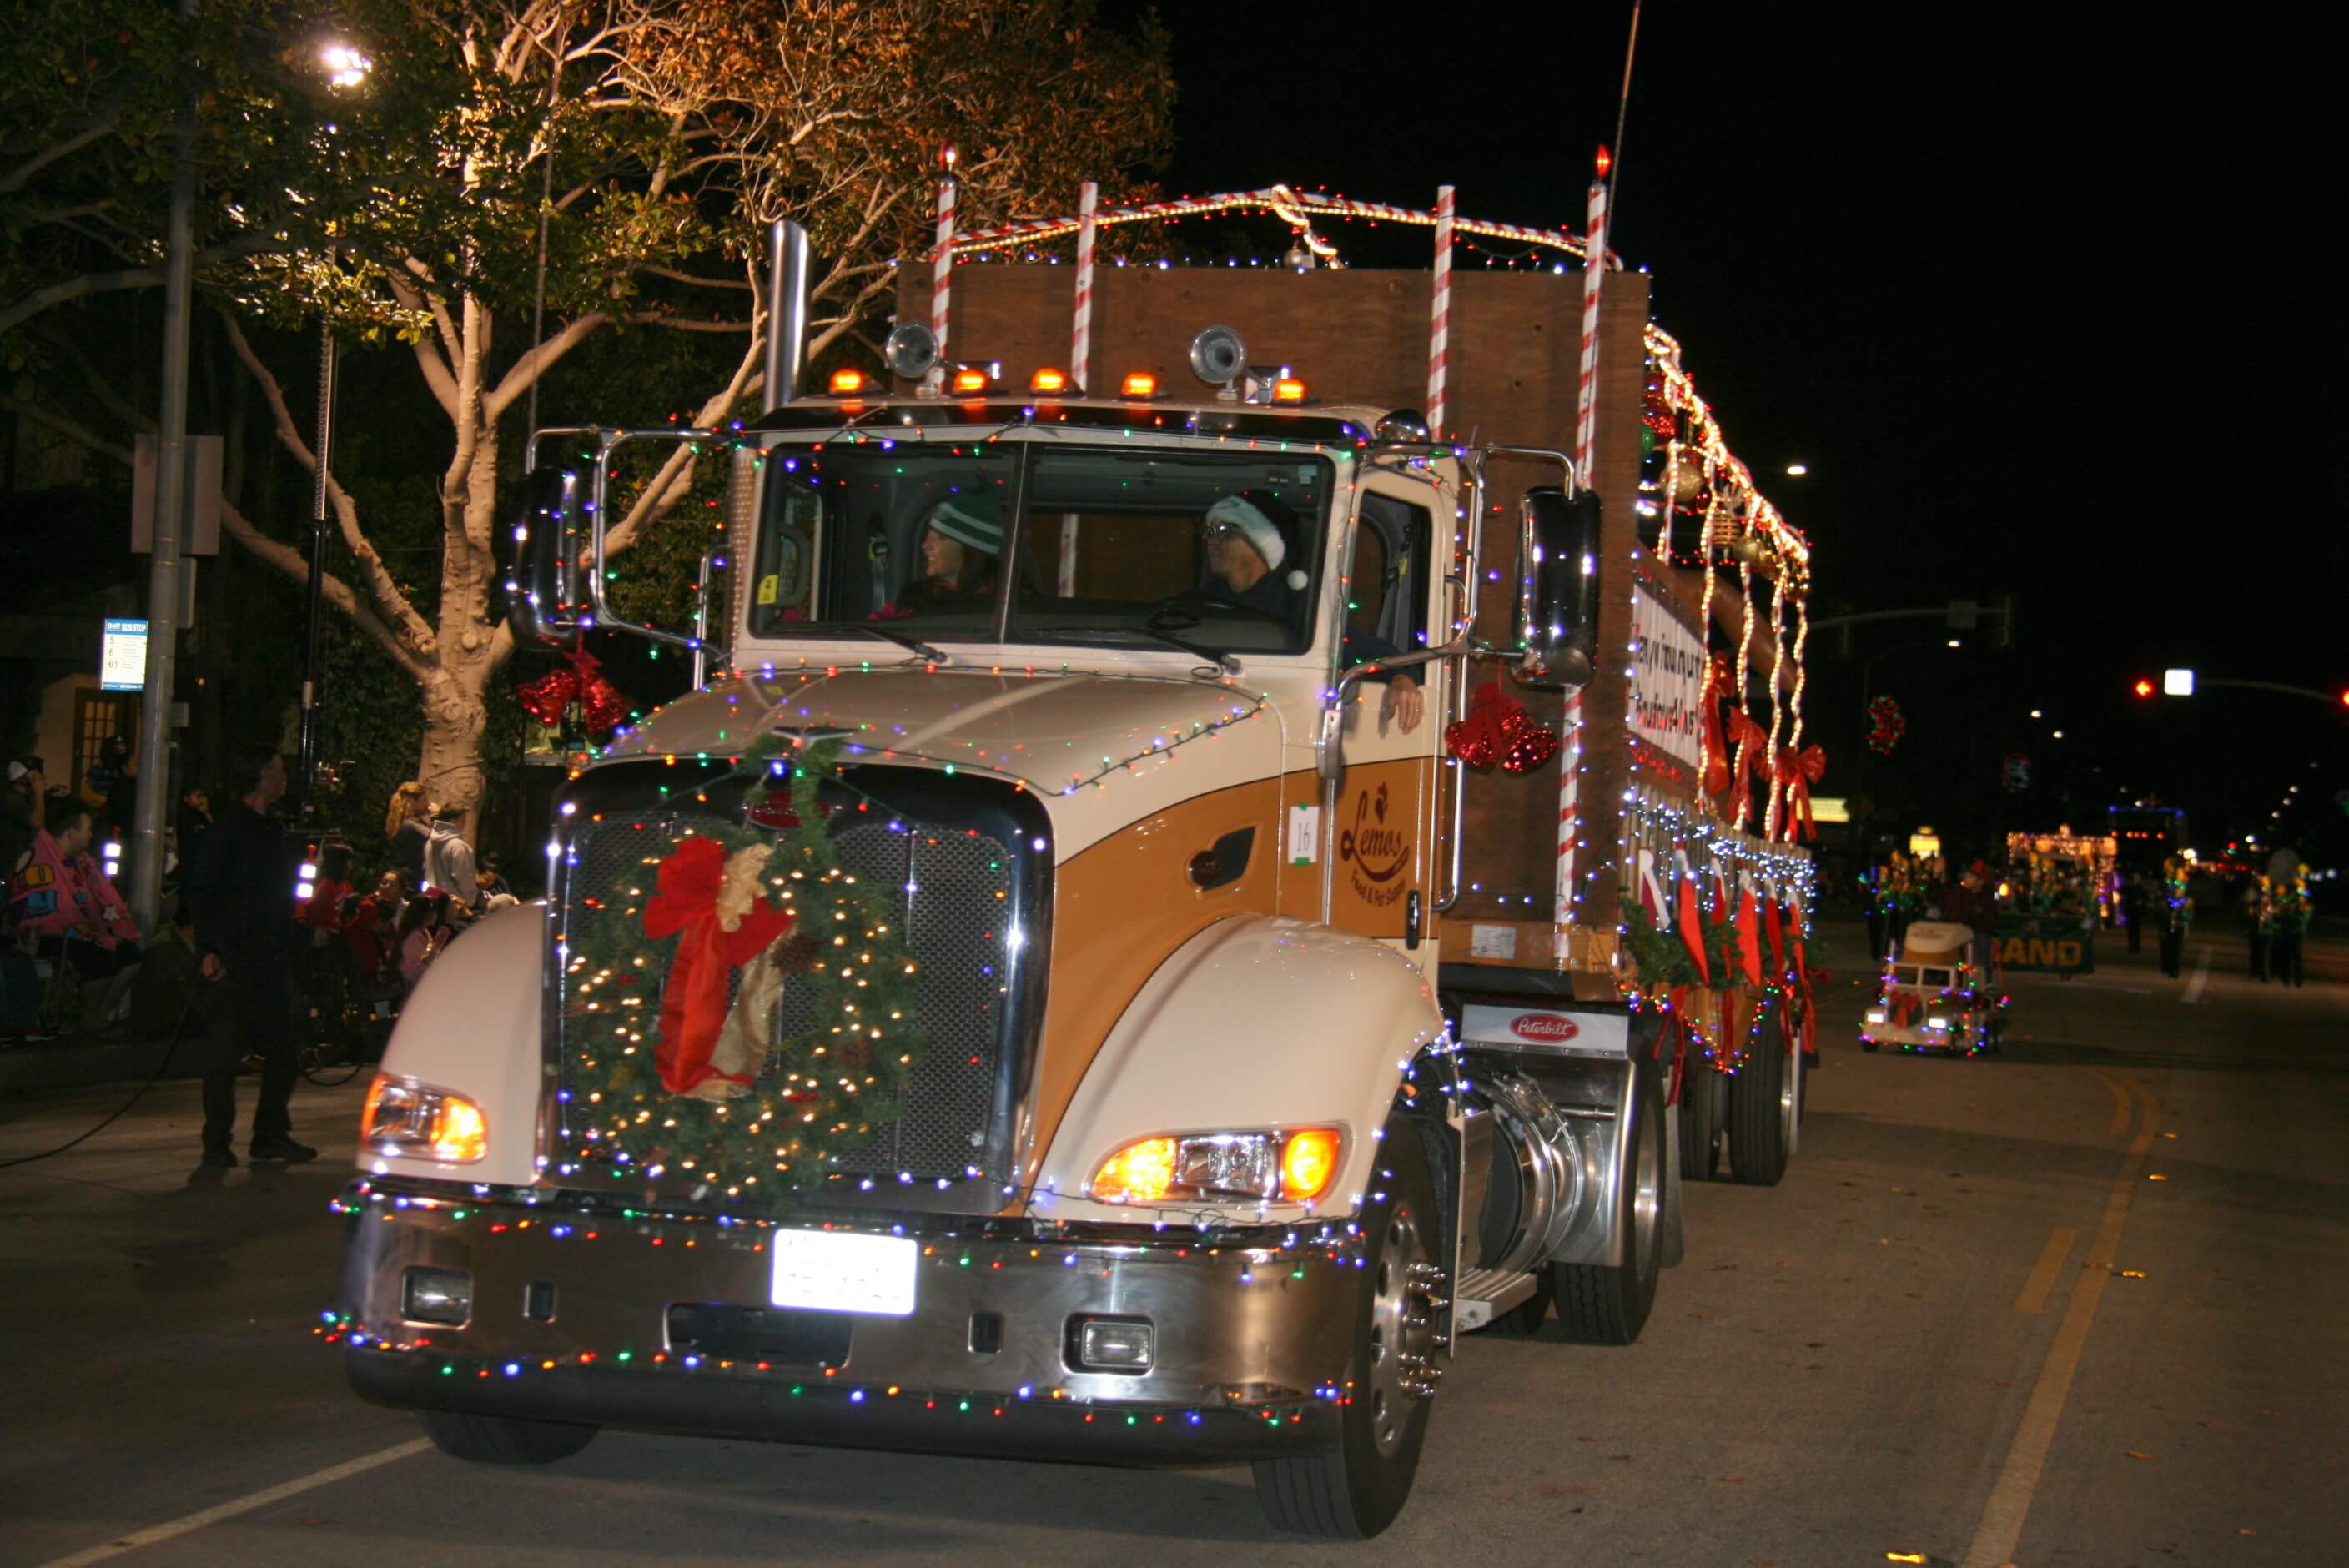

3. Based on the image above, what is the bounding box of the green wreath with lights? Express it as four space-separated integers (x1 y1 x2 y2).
560 737 928 1203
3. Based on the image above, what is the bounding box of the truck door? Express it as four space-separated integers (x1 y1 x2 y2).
1315 477 1444 965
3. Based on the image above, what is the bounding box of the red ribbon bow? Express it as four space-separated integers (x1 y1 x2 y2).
641 838 795 1095
1772 743 1828 842
518 647 630 737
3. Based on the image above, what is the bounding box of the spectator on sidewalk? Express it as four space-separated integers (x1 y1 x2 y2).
345 870 404 987
422 807 478 910
472 851 512 907
395 890 453 990
8 801 144 1035
385 781 432 892
3 756 46 880
186 749 313 1167
2120 873 2148 954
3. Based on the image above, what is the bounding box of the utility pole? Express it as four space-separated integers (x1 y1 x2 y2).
127 0 200 933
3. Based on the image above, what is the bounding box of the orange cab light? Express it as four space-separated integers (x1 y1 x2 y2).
1280 1128 1342 1201
1091 1137 1177 1204
950 366 991 395
1271 377 1307 404
1029 367 1070 394
432 1098 490 1163
1120 371 1159 399
828 368 868 395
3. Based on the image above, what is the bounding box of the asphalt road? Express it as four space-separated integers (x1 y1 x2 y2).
3 915 2343 1567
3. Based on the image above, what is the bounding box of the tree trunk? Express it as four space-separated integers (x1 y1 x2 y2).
420 406 509 837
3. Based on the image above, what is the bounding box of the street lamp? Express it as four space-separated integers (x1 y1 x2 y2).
322 43 373 88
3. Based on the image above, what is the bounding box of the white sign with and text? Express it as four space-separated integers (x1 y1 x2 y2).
1630 585 1706 770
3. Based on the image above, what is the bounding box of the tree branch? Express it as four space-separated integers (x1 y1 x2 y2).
0 109 121 195
484 309 611 423
0 391 430 683
601 335 764 559
218 314 440 659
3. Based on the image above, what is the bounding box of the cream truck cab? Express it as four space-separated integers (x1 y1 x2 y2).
336 200 1820 1539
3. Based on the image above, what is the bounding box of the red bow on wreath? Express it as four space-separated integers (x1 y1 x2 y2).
519 647 630 738
1771 743 1828 841
641 837 795 1096
1444 681 1560 774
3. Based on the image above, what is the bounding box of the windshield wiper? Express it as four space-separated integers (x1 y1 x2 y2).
1032 625 1240 676
848 622 950 663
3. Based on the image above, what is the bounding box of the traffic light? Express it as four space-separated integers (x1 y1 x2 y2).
2132 677 2155 698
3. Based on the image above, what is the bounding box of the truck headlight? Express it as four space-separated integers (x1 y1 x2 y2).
1865 1008 1887 1023
1090 1128 1343 1205
1926 1017 1949 1031
363 1075 489 1163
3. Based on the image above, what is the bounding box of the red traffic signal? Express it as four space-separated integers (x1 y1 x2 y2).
2132 678 2155 698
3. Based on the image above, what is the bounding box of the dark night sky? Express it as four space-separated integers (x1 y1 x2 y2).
1108 3 2341 863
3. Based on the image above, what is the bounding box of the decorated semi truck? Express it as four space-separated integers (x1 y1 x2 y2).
334 187 1823 1539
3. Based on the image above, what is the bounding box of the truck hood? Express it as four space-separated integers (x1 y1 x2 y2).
608 668 1285 858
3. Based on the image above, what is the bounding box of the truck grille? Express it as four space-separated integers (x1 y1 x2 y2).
550 760 1051 1204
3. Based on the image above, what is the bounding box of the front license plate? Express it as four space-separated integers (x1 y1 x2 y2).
770 1229 918 1316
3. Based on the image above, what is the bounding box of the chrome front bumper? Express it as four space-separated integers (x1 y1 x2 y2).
336 1182 1360 1463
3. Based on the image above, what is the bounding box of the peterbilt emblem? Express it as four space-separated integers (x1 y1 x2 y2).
1510 1014 1579 1043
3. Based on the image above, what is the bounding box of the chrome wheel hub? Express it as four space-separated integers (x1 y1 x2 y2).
1365 1217 1446 1454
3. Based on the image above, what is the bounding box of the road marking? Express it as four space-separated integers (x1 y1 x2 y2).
2012 1226 2077 1314
2083 1067 2132 1138
33 1437 431 1567
2180 947 2211 1005
1962 1073 2160 1568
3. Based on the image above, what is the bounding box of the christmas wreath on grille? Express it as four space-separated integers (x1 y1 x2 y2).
560 737 928 1200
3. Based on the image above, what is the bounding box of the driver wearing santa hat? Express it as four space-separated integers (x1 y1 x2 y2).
1199 491 1423 734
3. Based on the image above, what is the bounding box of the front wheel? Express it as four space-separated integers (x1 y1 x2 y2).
420 1409 598 1465
1255 1114 1444 1539
1552 1062 1665 1344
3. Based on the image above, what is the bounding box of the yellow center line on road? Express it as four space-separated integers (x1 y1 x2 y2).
2082 1065 2133 1138
2011 1226 2077 1315
1961 1071 2162 1568
33 1437 432 1568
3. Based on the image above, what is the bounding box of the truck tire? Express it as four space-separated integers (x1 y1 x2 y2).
1255 1114 1443 1539
1678 1065 1723 1181
1551 1063 1663 1345
1728 1009 1800 1185
420 1409 599 1465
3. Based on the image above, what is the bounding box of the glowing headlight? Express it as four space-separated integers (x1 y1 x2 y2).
363 1075 489 1163
1865 1008 1887 1023
1090 1128 1343 1205
1926 1017 1949 1031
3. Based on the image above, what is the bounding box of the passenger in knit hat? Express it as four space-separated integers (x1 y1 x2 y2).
904 491 1003 607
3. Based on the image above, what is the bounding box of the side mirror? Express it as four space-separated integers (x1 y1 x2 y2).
499 467 583 651
1515 485 1602 690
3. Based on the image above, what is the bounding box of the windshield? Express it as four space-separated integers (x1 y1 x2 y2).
748 439 1335 656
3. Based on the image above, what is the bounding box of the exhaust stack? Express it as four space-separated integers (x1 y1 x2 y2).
765 219 812 408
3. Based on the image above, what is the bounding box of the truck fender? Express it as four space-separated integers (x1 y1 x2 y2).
1032 915 1446 1228
364 900 546 1188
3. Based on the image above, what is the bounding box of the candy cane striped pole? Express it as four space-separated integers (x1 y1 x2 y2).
1427 185 1454 436
1573 177 1608 481
928 149 957 390
1554 687 1584 955
1071 181 1098 393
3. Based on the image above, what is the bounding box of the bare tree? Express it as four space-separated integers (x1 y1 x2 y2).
13 0 1170 812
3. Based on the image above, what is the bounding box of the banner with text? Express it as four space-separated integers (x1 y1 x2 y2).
1995 915 2095 975
1630 584 1706 771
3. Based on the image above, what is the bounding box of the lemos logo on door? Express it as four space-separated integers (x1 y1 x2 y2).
1510 1013 1579 1043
